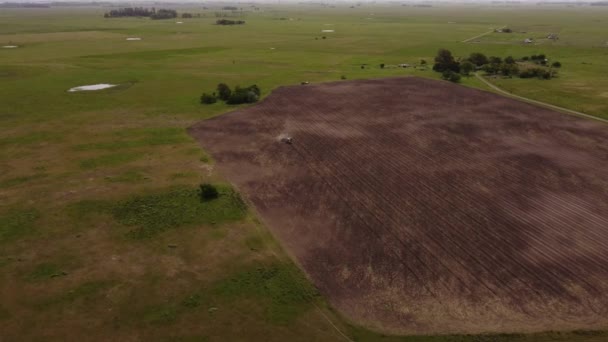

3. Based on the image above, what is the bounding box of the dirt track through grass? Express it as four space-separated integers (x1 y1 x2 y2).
474 73 608 124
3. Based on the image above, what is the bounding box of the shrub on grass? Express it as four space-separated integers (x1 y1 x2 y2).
199 183 219 201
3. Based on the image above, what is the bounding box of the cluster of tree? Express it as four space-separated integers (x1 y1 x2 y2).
521 54 559 67
150 9 177 20
433 49 562 82
201 83 261 105
519 68 553 79
478 56 520 76
216 19 245 25
104 7 155 18
103 7 177 19
222 6 239 10
182 13 193 18
0 2 49 8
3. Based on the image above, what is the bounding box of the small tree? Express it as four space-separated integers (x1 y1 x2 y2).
216 83 231 101
200 93 217 104
420 59 427 66
199 183 219 201
460 61 474 76
552 61 561 68
505 56 516 64
380 63 385 69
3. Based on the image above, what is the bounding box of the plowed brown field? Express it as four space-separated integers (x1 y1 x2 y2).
189 77 608 334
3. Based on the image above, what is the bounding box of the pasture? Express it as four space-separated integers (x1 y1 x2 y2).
1 3 608 341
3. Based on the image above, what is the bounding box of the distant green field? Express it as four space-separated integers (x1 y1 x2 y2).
1 4 607 341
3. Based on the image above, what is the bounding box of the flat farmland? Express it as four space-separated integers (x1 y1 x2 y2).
190 77 608 335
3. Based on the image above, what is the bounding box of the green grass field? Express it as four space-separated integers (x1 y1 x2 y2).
1 3 608 341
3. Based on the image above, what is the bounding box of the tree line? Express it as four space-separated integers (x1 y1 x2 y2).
201 84 261 105
216 19 246 25
433 49 562 83
104 7 177 20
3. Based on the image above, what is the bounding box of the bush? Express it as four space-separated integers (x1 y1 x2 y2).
442 70 461 83
226 85 260 105
200 93 217 104
199 183 219 201
552 61 562 68
247 84 261 97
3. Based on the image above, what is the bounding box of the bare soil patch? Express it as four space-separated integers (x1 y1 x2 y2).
189 77 608 335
